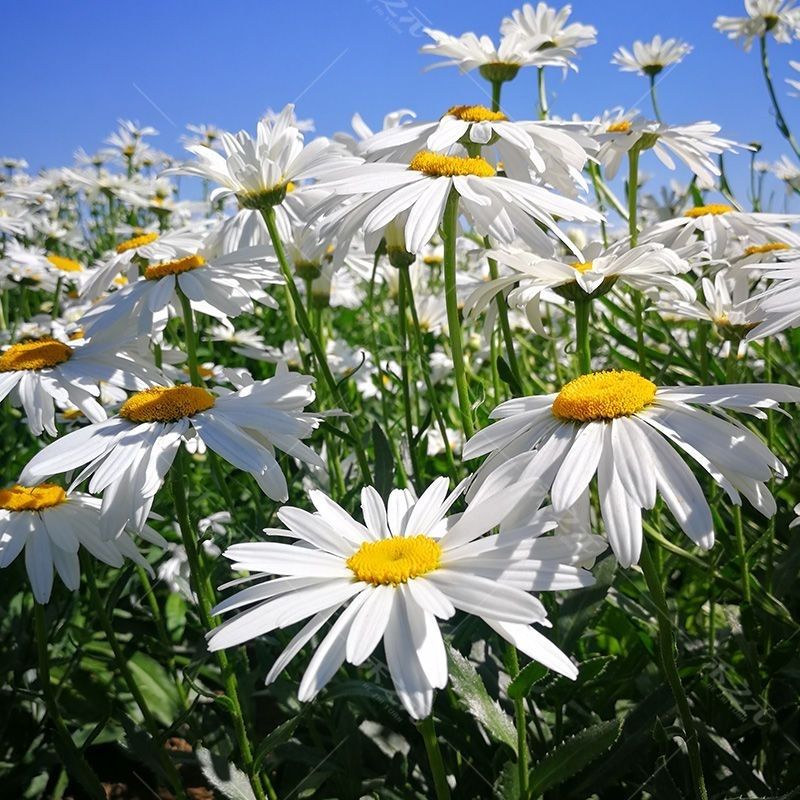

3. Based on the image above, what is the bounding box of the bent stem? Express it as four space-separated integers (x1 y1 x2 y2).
759 34 800 160
648 74 663 123
419 715 451 800
639 538 708 800
34 603 106 800
261 206 373 485
442 190 475 438
85 561 186 799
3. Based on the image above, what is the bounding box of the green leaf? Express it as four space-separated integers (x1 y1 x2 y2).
371 422 394 501
496 356 522 396
253 711 307 772
128 652 181 727
507 661 548 700
446 645 517 754
196 746 257 800
528 718 621 795
493 759 521 800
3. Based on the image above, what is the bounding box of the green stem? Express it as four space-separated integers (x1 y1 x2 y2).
177 290 203 387
442 190 474 438
34 604 106 800
537 67 549 120
733 506 752 604
627 148 647 372
261 207 372 485
171 453 272 800
506 645 528 798
639 539 708 800
574 299 592 376
759 34 800 159
85 561 186 799
491 81 502 113
397 267 421 488
648 74 663 123
418 715 451 800
52 276 64 320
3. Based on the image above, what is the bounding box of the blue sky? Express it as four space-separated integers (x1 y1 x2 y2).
2 0 798 203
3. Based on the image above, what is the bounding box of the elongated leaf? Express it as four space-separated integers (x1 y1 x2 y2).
372 422 394 501
507 661 548 700
529 718 621 795
446 645 517 754
128 651 181 727
253 711 307 772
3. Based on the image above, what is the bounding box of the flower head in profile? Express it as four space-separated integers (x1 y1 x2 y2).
0 483 166 603
20 371 322 538
464 371 800 567
207 479 605 718
501 3 597 56
715 0 800 51
612 35 693 77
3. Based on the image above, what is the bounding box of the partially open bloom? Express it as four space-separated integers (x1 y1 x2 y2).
0 483 166 603
0 335 160 435
20 372 322 537
207 479 605 718
714 1 800 51
464 371 800 567
612 36 693 76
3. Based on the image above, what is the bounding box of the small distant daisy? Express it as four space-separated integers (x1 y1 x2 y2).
464 241 694 334
612 36 693 77
0 483 166 604
207 480 605 718
715 1 800 51
20 372 323 537
464 370 800 567
0 335 160 436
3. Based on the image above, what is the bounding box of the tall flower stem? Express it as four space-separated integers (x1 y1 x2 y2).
418 715 451 800
397 265 421 487
85 561 186 800
442 190 475 438
574 298 592 375
506 645 529 797
261 207 372 485
627 147 647 372
537 67 549 119
648 74 663 123
401 265 459 482
759 34 800 159
175 296 273 800
34 603 106 800
639 538 708 800
171 453 272 800
491 81 502 113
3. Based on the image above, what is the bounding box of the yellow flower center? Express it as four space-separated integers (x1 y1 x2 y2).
570 260 594 273
446 105 507 123
47 255 83 273
144 254 206 281
684 204 734 218
423 255 443 265
0 483 67 512
119 385 215 423
552 370 657 422
347 535 442 586
744 241 789 256
607 121 632 133
409 150 495 178
116 232 158 253
0 338 73 372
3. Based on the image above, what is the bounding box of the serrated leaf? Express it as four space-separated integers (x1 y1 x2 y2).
529 718 621 795
507 661 548 700
196 746 256 800
494 759 521 800
446 644 517 754
253 711 307 772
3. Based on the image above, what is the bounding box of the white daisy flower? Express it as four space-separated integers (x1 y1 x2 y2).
357 105 590 195
464 241 694 334
80 244 282 340
0 335 160 436
715 1 800 51
0 483 166 604
745 257 800 338
1 240 88 293
158 538 222 602
641 204 800 260
420 27 576 83
207 479 606 718
501 3 597 55
315 150 601 256
463 370 800 567
20 373 323 537
611 36 693 76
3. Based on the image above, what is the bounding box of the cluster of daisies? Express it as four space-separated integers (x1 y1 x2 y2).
2 0 800 731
